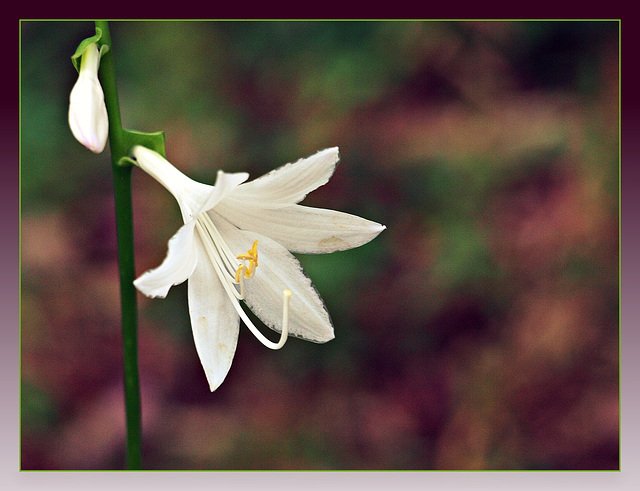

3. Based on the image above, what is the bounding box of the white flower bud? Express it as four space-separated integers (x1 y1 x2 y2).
68 43 108 153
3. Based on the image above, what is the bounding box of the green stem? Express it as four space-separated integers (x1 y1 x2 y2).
95 20 142 470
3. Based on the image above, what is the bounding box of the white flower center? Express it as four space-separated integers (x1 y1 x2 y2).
194 212 291 349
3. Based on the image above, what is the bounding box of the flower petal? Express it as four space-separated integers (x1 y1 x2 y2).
227 147 340 207
214 203 386 254
133 219 198 298
196 170 249 216
212 214 334 343
188 236 241 391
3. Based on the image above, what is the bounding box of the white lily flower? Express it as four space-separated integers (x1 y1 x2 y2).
132 145 385 391
68 42 109 153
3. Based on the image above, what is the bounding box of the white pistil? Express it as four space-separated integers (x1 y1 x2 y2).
194 215 290 350
197 215 243 299
200 213 241 280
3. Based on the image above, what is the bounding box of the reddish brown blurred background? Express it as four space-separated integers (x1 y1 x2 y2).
20 20 619 470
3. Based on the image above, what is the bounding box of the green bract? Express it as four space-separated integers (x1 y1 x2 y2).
71 27 109 73
117 130 167 167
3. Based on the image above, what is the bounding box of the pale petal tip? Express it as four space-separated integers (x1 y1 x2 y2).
321 146 340 159
204 364 234 391
88 143 105 154
306 146 339 162
368 222 387 238
324 330 336 343
313 325 335 343
213 169 251 186
207 374 226 392
133 275 170 299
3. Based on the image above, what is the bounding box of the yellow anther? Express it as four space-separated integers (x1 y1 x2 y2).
235 240 259 282
237 240 258 265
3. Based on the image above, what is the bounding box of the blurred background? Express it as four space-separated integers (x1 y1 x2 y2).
20 20 619 470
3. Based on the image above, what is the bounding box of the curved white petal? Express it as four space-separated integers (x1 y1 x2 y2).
133 219 199 298
188 235 241 391
196 170 250 216
227 147 339 207
212 214 334 343
214 202 386 254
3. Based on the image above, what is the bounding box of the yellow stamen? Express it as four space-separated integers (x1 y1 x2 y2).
195 221 290 350
235 240 259 282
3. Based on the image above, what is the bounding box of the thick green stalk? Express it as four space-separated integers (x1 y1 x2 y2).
95 20 142 470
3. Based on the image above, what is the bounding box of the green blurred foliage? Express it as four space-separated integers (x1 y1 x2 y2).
21 20 618 470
